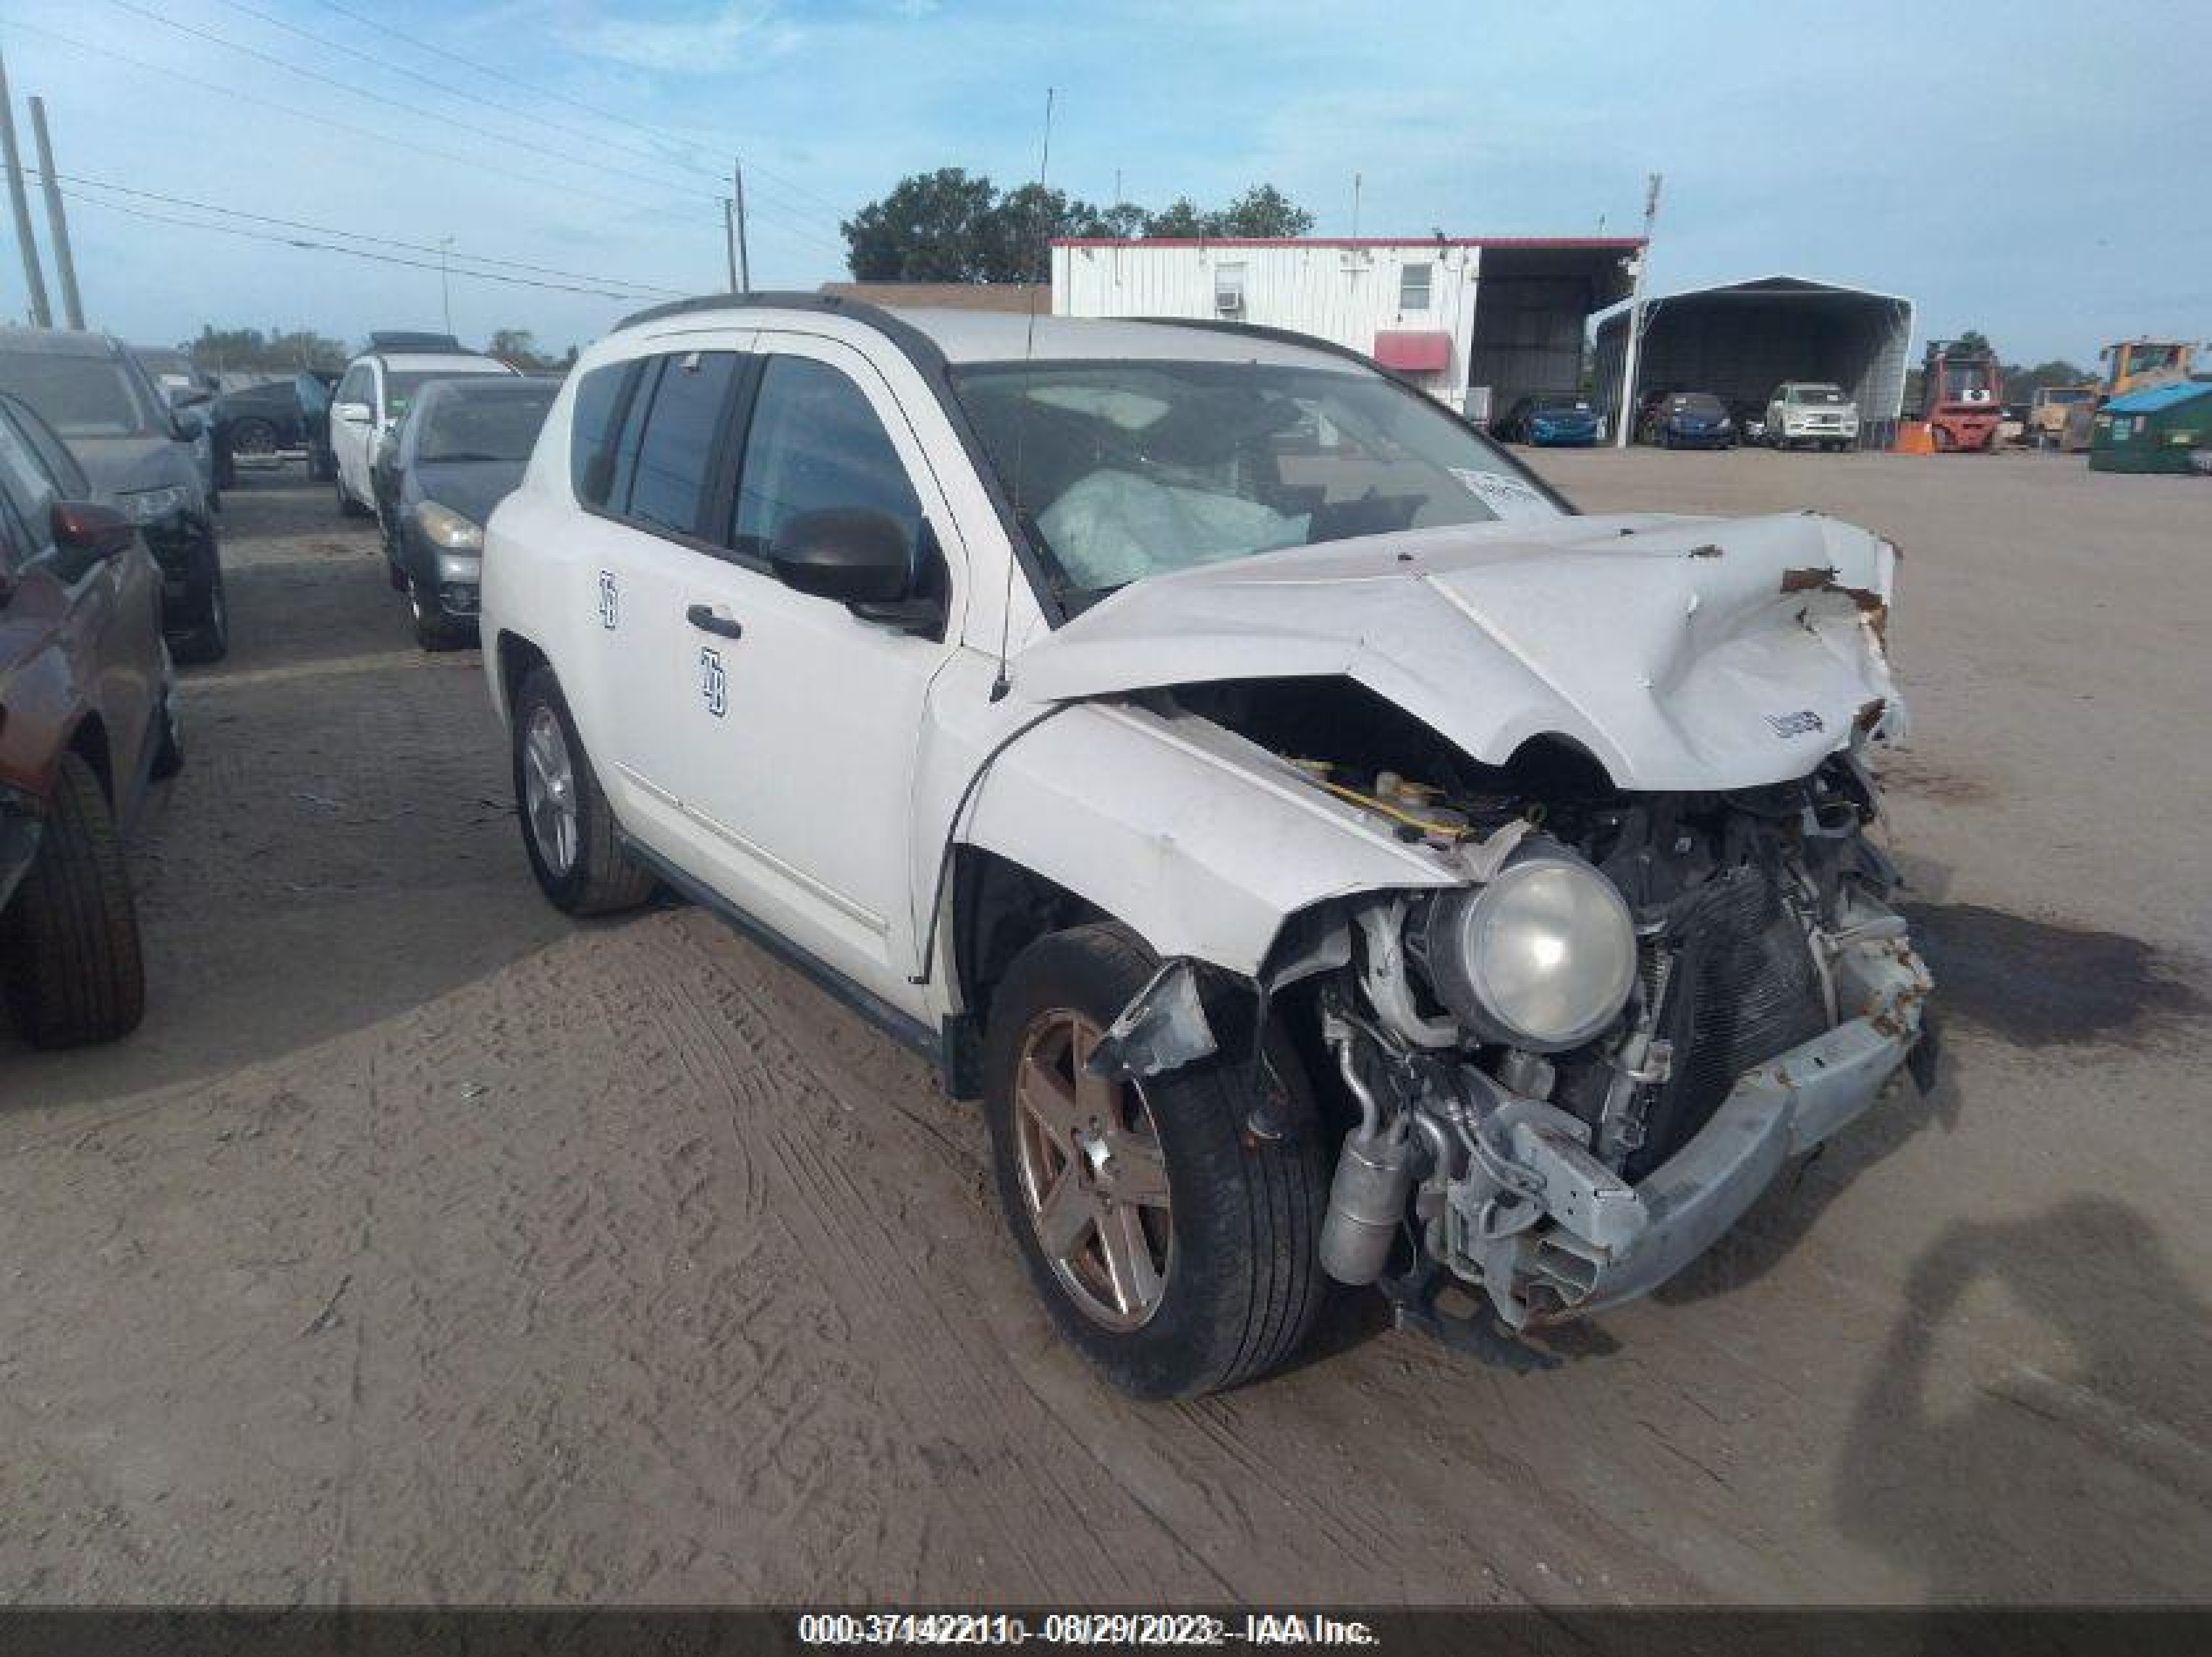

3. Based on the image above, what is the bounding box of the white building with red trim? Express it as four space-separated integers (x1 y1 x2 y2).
1049 235 1643 421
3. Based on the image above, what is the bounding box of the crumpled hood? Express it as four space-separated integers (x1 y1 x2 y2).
1012 510 1901 792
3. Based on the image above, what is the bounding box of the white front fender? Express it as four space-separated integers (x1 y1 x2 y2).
928 688 1459 978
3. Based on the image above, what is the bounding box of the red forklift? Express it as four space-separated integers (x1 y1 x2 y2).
1920 340 2004 451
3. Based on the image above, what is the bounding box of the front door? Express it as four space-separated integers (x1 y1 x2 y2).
668 338 961 999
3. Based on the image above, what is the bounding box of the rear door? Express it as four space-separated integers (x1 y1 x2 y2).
558 338 755 859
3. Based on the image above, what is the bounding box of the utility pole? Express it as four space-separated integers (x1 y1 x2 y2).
722 198 738 293
1351 172 1363 238
0 48 51 328
29 98 82 329
438 235 454 334
1613 171 1662 449
734 160 753 293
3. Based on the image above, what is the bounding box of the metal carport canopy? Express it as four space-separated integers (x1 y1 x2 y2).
1594 274 1916 437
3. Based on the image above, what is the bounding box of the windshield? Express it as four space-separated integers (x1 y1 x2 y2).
416 386 555 463
0 351 163 438
950 359 1558 597
1791 385 1849 406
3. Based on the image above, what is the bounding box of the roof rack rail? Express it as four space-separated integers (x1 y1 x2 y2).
367 330 466 353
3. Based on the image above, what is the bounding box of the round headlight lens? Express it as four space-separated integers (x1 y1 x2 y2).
1429 855 1638 1052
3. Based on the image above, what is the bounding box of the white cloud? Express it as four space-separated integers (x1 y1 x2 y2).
556 3 800 76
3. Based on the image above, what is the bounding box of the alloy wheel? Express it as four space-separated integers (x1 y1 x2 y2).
1012 1010 1174 1330
521 705 580 875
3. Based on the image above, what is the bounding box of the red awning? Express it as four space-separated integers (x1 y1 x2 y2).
1372 330 1454 372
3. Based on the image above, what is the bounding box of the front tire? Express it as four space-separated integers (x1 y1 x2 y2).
1 752 146 1048
984 923 1328 1399
409 580 470 652
170 567 229 666
510 666 655 916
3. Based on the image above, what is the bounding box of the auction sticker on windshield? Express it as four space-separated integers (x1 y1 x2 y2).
1449 467 1552 520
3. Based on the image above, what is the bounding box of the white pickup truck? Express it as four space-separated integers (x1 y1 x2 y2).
480 297 1935 1397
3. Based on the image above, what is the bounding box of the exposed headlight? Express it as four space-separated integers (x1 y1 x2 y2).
414 500 483 551
1421 849 1638 1052
118 485 188 523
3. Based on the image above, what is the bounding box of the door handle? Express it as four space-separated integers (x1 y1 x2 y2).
686 603 742 640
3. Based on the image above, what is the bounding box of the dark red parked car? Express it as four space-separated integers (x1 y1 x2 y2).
0 391 181 1048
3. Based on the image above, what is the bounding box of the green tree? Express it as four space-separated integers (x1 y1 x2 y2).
840 173 1319 278
187 325 348 374
488 328 568 372
2004 358 2094 400
842 168 1003 281
1143 196 1208 238
1204 184 1315 238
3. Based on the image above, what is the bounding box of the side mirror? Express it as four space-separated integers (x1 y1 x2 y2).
166 385 213 410
49 499 135 582
172 408 206 440
768 507 914 605
333 401 372 425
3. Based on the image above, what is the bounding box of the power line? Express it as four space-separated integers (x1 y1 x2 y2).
210 0 725 198
1 15 715 223
103 0 726 209
152 0 849 258
56 186 668 300
33 166 692 298
303 0 856 224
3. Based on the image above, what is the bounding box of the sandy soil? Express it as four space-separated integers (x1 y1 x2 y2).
0 451 2205 1606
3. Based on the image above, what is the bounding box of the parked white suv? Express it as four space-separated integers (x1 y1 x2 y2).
1765 381 1862 451
482 296 1935 1397
329 332 516 520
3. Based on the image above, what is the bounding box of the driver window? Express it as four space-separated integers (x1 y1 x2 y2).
730 356 922 565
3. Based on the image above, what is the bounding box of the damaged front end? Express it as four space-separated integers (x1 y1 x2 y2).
1094 727 1935 1345
1316 745 1933 1335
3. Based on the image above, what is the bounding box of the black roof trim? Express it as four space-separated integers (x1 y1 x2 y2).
368 330 465 352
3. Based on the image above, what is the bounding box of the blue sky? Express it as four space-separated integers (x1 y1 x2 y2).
0 0 2203 365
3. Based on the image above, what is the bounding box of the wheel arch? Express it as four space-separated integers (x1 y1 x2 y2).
493 630 549 726
63 711 113 804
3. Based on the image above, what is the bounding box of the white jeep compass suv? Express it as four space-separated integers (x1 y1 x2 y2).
482 295 1934 1397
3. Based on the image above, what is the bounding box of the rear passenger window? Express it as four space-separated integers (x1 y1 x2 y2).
569 361 633 505
628 351 739 537
730 357 921 560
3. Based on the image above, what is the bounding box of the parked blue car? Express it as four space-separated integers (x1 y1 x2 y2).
1637 390 1738 450
1495 393 1603 446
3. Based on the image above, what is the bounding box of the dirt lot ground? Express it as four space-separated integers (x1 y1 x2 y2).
1 450 2206 1606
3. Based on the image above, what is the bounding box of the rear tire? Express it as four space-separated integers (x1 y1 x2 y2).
1 752 146 1048
984 923 1329 1399
510 666 655 916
